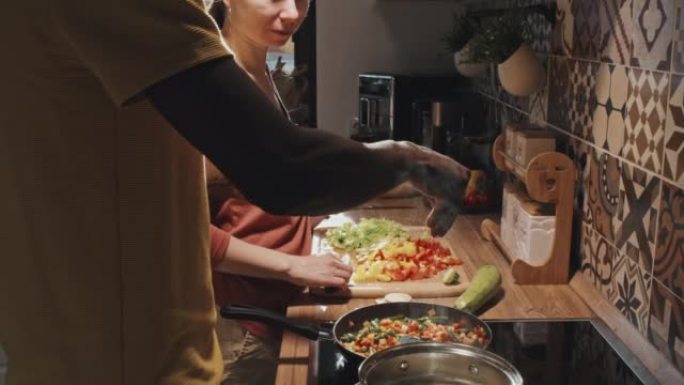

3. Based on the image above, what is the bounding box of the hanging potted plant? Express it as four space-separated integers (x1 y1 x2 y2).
441 13 486 78
466 16 543 96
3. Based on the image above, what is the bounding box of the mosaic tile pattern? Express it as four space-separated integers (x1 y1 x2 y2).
548 56 572 131
528 55 549 122
504 87 531 112
649 280 684 372
469 0 684 375
569 60 599 140
525 1 553 53
501 104 527 126
631 0 674 71
599 0 635 65
582 146 660 271
672 0 684 73
561 134 591 205
573 0 602 60
583 148 622 243
615 162 660 272
553 0 574 56
592 64 628 156
558 134 591 267
581 224 620 298
607 252 652 336
621 68 668 173
572 136 592 182
655 181 684 299
664 74 684 185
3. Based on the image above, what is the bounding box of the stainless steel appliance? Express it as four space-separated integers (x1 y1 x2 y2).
412 92 490 148
309 319 658 385
353 73 466 143
358 342 522 385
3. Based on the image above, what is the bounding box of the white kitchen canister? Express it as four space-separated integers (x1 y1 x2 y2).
504 185 555 265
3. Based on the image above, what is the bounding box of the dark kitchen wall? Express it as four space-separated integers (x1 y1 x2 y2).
470 0 683 374
316 0 465 136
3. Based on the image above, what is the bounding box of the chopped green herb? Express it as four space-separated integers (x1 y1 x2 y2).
326 218 408 254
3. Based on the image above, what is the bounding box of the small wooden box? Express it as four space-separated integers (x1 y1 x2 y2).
514 129 556 168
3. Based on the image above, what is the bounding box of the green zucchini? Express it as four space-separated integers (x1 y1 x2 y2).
453 265 501 313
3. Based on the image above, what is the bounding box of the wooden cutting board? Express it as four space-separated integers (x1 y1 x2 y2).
309 226 470 299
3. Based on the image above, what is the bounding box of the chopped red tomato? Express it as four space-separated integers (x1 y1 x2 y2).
353 237 462 282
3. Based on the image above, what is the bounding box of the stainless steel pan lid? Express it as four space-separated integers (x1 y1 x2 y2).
358 342 523 385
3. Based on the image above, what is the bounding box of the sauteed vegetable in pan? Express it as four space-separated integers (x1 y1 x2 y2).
340 310 488 356
221 302 492 364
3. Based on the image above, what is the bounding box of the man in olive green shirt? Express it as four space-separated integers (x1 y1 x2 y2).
0 1 469 384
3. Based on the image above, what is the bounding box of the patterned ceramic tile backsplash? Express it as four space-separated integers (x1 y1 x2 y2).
616 161 660 272
649 279 684 371
571 0 601 60
622 68 669 173
583 147 622 244
600 0 635 65
580 223 621 298
473 0 683 374
609 245 653 335
655 181 684 299
569 60 599 139
548 56 573 129
593 64 629 155
672 0 684 73
664 74 684 184
631 0 674 71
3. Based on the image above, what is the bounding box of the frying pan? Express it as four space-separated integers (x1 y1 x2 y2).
220 302 492 365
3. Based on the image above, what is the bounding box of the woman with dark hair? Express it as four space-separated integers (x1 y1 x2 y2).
204 1 335 384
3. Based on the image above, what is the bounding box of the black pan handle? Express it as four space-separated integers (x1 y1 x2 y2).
219 305 330 341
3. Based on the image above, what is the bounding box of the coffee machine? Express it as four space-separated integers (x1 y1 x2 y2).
352 73 466 143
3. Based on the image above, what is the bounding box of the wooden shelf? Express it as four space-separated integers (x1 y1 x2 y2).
482 135 577 284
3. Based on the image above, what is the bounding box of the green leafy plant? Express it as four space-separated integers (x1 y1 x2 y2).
464 15 527 64
441 13 479 53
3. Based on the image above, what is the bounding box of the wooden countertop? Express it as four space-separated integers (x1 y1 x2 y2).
274 196 593 385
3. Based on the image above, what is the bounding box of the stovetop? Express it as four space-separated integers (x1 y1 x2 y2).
308 319 656 385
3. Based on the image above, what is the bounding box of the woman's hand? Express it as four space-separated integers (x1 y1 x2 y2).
215 237 352 286
284 253 352 287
